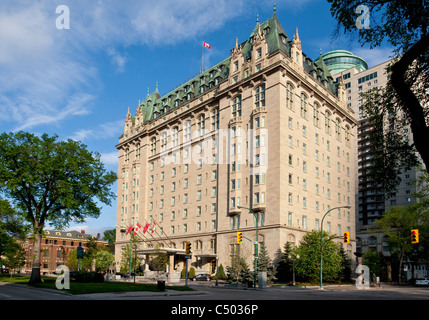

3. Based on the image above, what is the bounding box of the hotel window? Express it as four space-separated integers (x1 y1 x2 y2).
325 111 331 134
335 118 341 141
150 138 156 156
161 131 168 151
198 114 205 136
211 108 219 130
300 93 308 119
184 120 191 142
254 85 265 108
313 103 320 127
286 83 294 110
232 96 242 118
172 127 179 147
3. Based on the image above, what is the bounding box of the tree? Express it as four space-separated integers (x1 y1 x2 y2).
276 242 296 283
95 250 114 273
374 203 429 283
103 229 116 245
257 242 277 285
0 131 117 284
294 230 343 284
0 199 30 273
2 242 26 280
328 0 429 192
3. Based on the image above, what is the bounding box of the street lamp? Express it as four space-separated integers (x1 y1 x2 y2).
238 205 260 288
320 205 351 290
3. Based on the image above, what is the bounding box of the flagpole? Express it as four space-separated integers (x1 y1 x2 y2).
202 41 204 73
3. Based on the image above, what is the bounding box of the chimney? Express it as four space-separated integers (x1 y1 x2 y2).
81 230 85 234
97 233 100 239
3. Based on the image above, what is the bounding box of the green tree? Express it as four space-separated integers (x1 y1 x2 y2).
328 0 429 192
374 204 429 283
103 229 116 245
257 242 277 285
95 250 114 273
0 131 117 284
1 241 26 279
276 242 295 283
294 230 343 284
227 246 252 285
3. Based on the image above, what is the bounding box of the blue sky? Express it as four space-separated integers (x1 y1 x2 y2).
0 0 394 238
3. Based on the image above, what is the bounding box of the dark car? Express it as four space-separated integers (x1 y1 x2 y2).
191 274 212 281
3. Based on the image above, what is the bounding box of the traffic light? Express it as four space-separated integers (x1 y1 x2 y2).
237 232 243 244
185 242 192 254
411 229 419 244
343 231 350 244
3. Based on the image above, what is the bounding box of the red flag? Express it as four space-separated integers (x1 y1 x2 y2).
151 222 157 234
133 222 142 235
203 41 211 49
125 225 133 235
142 222 150 234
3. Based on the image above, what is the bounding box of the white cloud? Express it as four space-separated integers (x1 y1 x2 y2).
0 0 250 131
352 47 395 68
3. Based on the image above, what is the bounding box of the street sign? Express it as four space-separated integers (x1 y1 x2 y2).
184 255 192 259
77 246 84 259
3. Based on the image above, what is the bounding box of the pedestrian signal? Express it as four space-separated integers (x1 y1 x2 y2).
343 231 350 244
411 229 419 244
237 232 243 244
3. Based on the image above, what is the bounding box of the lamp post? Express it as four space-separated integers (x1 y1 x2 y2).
319 205 351 290
238 205 259 288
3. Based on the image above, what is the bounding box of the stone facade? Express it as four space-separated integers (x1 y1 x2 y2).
114 12 357 278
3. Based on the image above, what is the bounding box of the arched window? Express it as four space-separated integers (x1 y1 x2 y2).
232 96 242 118
286 83 294 110
254 85 265 108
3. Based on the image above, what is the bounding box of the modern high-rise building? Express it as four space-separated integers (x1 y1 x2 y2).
114 11 356 280
319 50 420 255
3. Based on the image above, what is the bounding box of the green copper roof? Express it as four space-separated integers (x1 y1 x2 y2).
137 11 342 123
315 50 368 75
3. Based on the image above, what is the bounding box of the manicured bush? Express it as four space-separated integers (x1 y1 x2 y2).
71 271 104 283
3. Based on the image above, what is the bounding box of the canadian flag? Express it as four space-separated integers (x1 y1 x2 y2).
151 222 157 234
125 225 133 236
133 222 142 235
203 41 211 49
142 222 150 234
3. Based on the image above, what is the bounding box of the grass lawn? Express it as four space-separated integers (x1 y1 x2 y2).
0 274 194 295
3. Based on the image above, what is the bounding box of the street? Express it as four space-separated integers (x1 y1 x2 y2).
1 281 427 318
1 280 429 300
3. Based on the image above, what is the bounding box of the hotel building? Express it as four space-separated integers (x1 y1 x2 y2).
114 11 357 279
318 51 420 255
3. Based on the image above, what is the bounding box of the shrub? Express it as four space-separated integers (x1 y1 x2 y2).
71 271 104 283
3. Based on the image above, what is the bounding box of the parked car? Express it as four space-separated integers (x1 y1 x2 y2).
191 274 212 281
415 277 429 286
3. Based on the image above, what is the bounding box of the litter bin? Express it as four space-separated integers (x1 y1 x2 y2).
157 280 165 291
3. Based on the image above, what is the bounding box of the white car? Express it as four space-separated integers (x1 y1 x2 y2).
415 278 429 286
